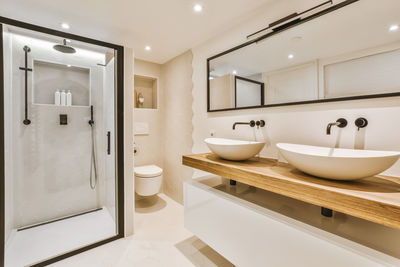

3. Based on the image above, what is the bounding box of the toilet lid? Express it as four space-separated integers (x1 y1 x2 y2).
135 165 163 177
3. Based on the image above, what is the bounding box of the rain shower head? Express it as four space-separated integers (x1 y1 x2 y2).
53 39 76 54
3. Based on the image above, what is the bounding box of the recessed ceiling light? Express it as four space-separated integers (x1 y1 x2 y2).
67 64 71 67
193 4 203 13
389 24 399 32
288 54 294 59
145 46 151 51
232 70 237 75
61 23 70 30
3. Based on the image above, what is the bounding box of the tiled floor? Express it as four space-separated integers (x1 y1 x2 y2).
5 208 116 267
51 193 234 267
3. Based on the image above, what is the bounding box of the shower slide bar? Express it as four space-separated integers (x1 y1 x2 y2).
19 45 32 125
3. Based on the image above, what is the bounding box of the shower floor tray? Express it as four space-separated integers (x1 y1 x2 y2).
5 207 116 267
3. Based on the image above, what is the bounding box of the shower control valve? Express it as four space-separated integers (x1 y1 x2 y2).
256 120 266 129
355 117 368 131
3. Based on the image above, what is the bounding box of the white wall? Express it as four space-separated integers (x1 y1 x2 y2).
264 61 318 104
124 47 134 236
191 0 400 256
3 29 14 242
209 74 235 110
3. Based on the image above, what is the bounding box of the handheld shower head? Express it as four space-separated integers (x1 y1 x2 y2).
53 39 76 54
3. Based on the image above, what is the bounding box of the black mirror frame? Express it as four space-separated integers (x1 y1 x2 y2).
207 0 400 112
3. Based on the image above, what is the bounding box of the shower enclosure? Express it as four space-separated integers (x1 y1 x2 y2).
0 17 124 267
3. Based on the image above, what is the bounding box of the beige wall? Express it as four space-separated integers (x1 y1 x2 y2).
161 51 194 204
133 59 163 169
133 52 193 204
191 0 400 257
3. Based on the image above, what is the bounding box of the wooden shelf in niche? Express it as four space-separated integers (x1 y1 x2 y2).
33 60 91 107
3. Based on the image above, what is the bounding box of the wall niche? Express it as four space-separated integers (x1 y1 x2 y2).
33 60 90 107
134 74 158 109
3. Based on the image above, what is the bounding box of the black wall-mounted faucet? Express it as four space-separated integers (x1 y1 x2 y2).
355 117 368 131
256 120 265 128
233 120 255 130
326 118 347 135
232 120 265 130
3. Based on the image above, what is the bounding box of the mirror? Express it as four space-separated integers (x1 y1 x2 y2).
208 0 400 111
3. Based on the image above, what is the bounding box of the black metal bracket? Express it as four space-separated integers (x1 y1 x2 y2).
247 0 333 39
321 207 333 217
19 45 32 125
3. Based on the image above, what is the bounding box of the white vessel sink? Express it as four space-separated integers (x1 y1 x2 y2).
276 143 400 180
205 138 265 161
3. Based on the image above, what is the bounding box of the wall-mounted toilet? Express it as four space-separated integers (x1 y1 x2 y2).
135 165 163 196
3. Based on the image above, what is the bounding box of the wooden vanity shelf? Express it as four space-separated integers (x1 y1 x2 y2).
182 153 400 229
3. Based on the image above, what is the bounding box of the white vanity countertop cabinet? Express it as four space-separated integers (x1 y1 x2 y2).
184 176 400 267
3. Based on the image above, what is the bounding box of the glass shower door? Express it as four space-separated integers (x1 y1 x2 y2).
1 21 123 267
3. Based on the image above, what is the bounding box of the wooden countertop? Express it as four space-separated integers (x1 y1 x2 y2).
182 153 400 229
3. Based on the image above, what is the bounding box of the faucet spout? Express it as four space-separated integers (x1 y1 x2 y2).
326 118 347 135
232 120 256 130
326 122 339 135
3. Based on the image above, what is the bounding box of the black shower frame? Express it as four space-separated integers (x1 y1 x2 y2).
234 75 265 108
0 16 125 267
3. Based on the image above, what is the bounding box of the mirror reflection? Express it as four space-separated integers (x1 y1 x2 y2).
208 0 400 111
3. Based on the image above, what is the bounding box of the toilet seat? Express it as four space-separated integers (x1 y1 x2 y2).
135 165 163 178
135 165 163 196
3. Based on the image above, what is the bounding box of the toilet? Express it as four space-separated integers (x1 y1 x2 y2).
135 165 163 196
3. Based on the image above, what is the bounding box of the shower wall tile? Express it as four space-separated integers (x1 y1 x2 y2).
9 33 111 228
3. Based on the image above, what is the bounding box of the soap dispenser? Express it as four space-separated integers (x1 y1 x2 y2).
55 90 61 106
60 90 66 106
66 90 72 106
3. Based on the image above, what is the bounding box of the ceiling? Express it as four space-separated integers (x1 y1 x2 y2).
0 0 276 63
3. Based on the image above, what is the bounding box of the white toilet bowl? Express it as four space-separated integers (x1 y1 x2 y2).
135 165 163 196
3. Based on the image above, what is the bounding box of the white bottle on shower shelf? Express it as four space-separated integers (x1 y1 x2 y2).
55 90 61 106
66 90 72 106
60 90 66 106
